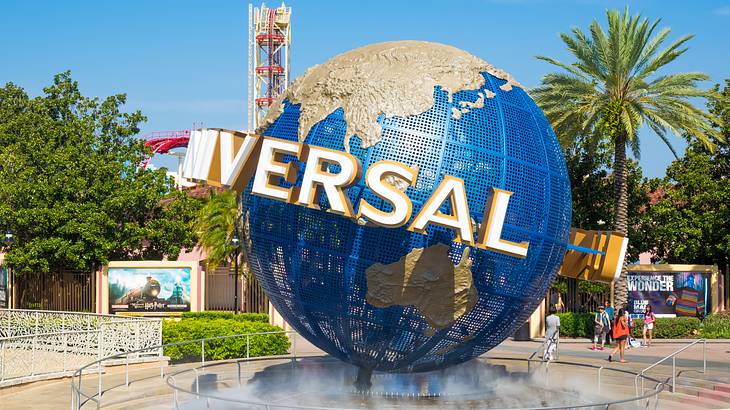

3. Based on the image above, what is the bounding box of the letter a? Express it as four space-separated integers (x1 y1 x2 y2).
408 176 474 245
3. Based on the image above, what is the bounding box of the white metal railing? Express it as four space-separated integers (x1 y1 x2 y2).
636 338 707 395
67 329 666 410
0 309 160 337
71 330 297 409
0 309 162 386
164 355 665 410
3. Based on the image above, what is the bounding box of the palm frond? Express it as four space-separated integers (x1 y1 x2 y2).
194 190 238 269
637 35 694 80
535 7 718 155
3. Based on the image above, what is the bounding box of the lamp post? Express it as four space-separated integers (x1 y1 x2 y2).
1 221 13 309
0 218 12 247
2 230 12 246
232 231 240 314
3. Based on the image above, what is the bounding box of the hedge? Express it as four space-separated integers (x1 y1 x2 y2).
629 317 702 339
162 318 289 362
555 312 730 339
556 313 595 338
700 312 730 339
180 311 269 323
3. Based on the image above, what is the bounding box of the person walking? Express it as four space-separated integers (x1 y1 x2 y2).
608 308 630 363
592 305 610 351
543 306 560 361
604 301 615 345
643 305 656 347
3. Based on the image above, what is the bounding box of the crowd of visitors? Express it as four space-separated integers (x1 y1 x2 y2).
546 299 660 365
596 301 658 363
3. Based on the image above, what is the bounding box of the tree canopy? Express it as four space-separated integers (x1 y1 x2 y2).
533 8 722 307
0 72 201 275
636 80 730 273
564 137 648 260
194 189 239 270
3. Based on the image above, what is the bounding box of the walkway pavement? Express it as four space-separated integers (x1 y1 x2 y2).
492 338 730 373
1 336 728 409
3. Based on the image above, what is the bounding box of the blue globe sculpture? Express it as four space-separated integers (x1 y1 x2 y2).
241 41 572 374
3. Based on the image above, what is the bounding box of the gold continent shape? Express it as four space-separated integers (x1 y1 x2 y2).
365 243 478 329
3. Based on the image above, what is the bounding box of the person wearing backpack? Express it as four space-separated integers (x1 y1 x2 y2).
608 308 630 363
604 301 615 345
643 305 656 347
592 305 610 351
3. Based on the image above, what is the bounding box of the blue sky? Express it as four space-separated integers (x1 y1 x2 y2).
2 0 729 178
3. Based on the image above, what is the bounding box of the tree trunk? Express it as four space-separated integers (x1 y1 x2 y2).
720 257 728 311
613 134 629 309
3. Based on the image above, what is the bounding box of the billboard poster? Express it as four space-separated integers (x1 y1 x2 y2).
627 271 709 318
109 267 191 314
0 265 7 309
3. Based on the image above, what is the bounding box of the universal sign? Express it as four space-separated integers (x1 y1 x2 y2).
182 128 529 258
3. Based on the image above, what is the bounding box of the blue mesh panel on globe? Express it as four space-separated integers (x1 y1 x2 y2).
242 71 572 372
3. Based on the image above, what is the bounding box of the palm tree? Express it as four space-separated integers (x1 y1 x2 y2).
194 189 239 270
532 8 723 307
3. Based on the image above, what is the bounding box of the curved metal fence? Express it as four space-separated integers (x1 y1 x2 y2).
70 330 297 409
66 326 665 410
164 355 666 410
0 309 161 386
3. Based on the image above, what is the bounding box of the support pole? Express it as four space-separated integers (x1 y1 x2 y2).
233 194 242 314
672 357 676 393
354 367 373 392
234 248 239 314
247 3 253 131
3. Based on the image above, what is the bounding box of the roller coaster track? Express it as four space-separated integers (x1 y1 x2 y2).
140 130 190 169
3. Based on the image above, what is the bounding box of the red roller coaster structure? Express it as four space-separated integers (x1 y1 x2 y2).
141 2 292 175
141 130 191 169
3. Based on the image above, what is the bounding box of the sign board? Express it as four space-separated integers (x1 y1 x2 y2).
109 267 191 314
627 270 710 318
0 265 7 309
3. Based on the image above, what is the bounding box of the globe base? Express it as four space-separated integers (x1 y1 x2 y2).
354 367 374 392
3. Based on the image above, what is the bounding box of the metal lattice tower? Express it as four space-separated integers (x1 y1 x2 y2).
248 2 291 131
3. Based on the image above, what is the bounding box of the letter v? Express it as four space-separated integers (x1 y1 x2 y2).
220 131 263 192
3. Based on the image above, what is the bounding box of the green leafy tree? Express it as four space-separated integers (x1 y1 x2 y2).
194 189 238 270
564 137 649 260
0 72 201 275
533 8 722 307
636 80 730 303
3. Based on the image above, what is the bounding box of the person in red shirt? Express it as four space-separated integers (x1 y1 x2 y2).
643 305 656 347
608 308 630 363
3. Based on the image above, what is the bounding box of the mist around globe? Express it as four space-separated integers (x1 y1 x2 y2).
241 41 572 374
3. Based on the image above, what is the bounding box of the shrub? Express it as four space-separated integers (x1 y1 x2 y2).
180 311 269 323
556 312 594 338
162 318 289 362
629 317 701 339
554 312 724 339
700 312 730 339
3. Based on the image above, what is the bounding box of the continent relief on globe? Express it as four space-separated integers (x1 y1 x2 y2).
258 40 523 150
365 244 477 330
